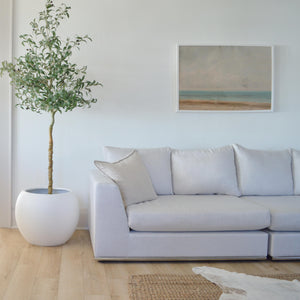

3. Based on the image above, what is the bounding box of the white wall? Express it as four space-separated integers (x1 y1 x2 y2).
0 0 12 227
10 0 300 227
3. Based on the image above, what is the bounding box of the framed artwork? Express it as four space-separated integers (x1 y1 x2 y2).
177 45 273 112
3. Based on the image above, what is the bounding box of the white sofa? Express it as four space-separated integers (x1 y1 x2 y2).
89 145 300 260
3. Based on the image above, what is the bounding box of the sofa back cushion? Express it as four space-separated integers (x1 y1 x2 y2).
103 146 173 195
233 144 293 196
293 149 300 195
94 151 157 207
172 145 240 196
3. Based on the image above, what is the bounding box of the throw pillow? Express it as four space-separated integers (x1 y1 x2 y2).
103 146 172 195
233 144 293 196
172 145 241 196
94 151 157 207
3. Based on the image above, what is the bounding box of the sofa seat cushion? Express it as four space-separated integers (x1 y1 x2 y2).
126 195 270 232
243 196 300 231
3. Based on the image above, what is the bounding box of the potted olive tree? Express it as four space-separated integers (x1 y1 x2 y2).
0 0 101 246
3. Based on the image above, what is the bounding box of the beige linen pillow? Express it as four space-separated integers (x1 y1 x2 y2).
103 146 173 195
94 151 157 207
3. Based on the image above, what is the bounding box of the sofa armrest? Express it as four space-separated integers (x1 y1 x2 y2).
89 169 129 258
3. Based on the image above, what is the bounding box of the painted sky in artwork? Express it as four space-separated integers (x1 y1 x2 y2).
179 46 272 92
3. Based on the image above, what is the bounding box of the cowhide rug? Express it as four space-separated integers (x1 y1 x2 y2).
192 266 300 300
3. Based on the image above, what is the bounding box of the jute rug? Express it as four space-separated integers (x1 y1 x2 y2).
129 271 300 300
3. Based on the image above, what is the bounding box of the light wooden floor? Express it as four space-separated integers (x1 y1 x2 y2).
1 229 300 300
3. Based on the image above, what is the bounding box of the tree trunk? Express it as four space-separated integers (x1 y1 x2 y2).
48 111 56 194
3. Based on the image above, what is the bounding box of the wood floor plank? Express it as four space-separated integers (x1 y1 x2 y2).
0 231 25 299
57 231 85 300
104 263 130 299
3 244 43 300
31 246 62 300
85 296 111 300
82 230 111 298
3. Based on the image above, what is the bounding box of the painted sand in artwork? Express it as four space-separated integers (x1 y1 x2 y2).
178 46 272 111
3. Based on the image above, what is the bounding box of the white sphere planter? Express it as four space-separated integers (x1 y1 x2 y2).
15 188 79 246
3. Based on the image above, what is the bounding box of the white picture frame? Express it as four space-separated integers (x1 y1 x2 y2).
176 45 274 112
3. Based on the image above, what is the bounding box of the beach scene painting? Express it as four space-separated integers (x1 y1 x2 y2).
178 45 273 111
